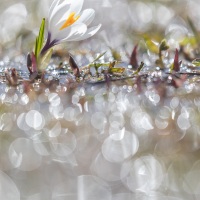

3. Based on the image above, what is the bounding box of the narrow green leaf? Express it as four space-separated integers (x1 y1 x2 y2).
89 62 110 68
134 62 144 75
111 49 121 61
35 18 46 59
109 67 125 74
92 51 107 63
180 36 197 47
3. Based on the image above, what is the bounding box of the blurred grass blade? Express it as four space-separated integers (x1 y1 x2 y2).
134 62 144 75
89 62 110 68
109 67 125 74
92 51 106 63
111 49 121 61
35 18 45 59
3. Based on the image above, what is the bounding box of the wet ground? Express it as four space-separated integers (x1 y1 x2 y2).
1 62 200 199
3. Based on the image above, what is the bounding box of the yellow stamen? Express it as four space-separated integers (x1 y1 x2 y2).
59 12 80 30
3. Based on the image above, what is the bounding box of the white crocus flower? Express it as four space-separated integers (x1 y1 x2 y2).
41 0 101 55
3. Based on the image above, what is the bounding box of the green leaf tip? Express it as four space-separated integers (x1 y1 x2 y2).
35 18 46 59
134 62 144 75
192 58 200 66
159 39 169 52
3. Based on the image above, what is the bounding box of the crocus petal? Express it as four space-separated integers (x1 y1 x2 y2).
49 0 64 20
76 9 95 26
44 0 101 52
49 0 72 16
68 24 101 41
49 0 61 16
52 0 83 27
49 2 71 28
49 12 74 41
68 0 84 15
55 23 87 43
49 0 84 40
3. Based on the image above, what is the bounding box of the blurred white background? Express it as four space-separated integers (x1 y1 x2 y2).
0 0 200 56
